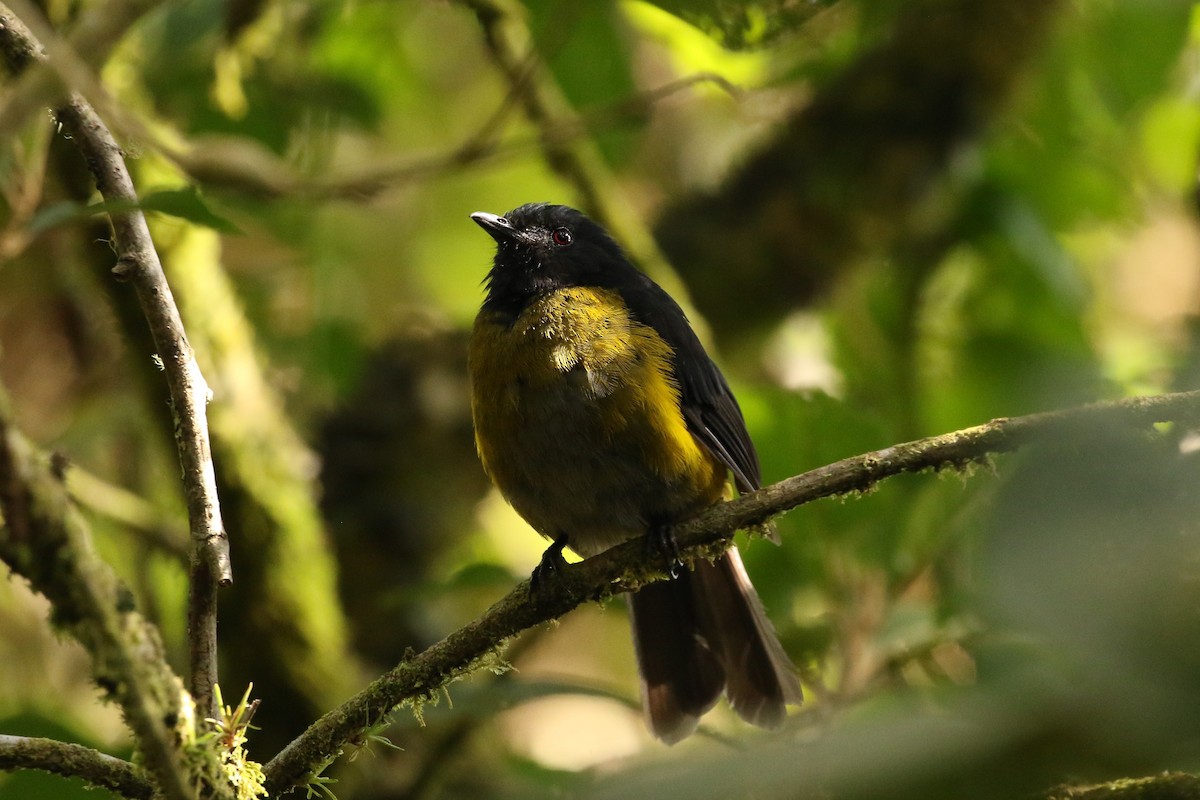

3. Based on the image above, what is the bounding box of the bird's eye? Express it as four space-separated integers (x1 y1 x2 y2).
551 227 573 247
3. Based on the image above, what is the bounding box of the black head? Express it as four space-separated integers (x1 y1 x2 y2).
471 203 641 317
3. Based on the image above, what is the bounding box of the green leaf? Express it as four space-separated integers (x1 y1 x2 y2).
1140 98 1200 193
27 200 108 235
140 187 243 234
523 0 639 165
1084 0 1192 117
26 188 241 236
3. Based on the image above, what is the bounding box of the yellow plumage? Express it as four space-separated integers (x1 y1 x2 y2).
470 286 725 557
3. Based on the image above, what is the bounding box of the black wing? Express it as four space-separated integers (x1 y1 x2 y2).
619 276 762 494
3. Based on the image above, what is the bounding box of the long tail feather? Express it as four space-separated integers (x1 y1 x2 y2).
628 546 800 742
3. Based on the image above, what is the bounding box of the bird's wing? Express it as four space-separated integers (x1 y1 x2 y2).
621 277 762 493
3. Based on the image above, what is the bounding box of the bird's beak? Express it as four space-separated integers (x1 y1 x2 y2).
471 212 517 243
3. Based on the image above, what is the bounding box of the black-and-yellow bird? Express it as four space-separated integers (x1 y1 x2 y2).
469 203 801 743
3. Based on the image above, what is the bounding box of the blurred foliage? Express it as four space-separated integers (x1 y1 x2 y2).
644 0 838 49
2 0 1200 798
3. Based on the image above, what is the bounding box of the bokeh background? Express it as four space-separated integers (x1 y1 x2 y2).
3 0 1200 798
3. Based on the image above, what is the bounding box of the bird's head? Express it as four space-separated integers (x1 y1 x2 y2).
471 203 636 316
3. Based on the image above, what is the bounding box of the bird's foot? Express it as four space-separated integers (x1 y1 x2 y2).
531 535 569 593
649 524 683 579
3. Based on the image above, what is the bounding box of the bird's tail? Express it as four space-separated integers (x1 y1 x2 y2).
628 546 802 743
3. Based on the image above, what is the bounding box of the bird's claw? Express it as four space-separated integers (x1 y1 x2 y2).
531 535 569 593
651 525 683 579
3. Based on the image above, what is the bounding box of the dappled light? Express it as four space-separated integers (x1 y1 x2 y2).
2 1 1200 799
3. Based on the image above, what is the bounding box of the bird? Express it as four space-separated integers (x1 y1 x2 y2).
468 202 801 743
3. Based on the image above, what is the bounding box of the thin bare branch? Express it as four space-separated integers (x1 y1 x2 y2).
0 1 232 720
65 464 190 561
171 71 736 201
262 389 1200 795
59 82 232 723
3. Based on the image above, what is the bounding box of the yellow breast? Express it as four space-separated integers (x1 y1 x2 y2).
468 287 726 553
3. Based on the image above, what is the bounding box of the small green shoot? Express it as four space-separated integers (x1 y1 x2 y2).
207 683 267 800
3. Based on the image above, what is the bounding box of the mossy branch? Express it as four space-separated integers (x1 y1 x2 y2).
262 389 1200 795
0 735 154 799
0 1 231 719
0 400 234 800
1043 773 1200 800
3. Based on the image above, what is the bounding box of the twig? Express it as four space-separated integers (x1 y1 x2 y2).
0 401 234 800
163 225 359 724
0 2 232 719
262 389 1200 794
66 464 190 561
55 94 232 584
172 71 735 201
58 97 231 720
0 735 154 799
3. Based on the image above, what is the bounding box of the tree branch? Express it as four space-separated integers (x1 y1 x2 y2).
165 69 731 207
0 1 232 720
1042 773 1200 800
0 398 234 800
0 735 154 800
165 224 359 742
60 87 231 728
262 389 1200 795
64 464 190 562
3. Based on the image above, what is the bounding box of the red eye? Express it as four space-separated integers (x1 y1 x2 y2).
551 227 573 246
